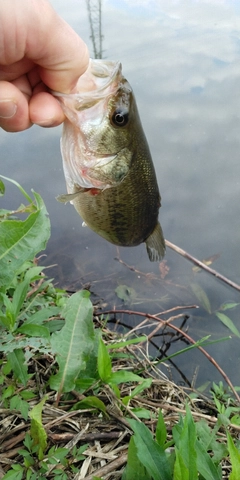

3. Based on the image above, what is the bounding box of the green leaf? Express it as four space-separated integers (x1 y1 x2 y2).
0 191 50 288
227 432 240 480
128 419 172 480
73 396 106 414
196 420 227 463
0 175 32 203
156 410 167 447
107 335 146 350
10 395 29 421
173 405 198 479
122 378 152 404
23 306 61 325
12 276 30 321
0 179 5 196
29 397 48 459
131 408 152 419
191 283 211 313
7 349 28 386
215 313 240 338
2 469 23 479
50 290 96 393
195 437 222 479
220 303 239 311
98 337 112 383
109 370 143 385
174 448 190 479
17 324 50 339
122 436 151 480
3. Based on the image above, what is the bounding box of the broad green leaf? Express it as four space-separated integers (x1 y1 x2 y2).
196 420 227 463
2 385 15 399
17 324 50 339
1 470 23 480
109 370 143 385
50 290 96 393
20 390 35 400
227 432 240 480
24 265 45 283
23 306 61 325
7 349 28 386
122 436 151 480
98 337 112 382
73 396 106 414
195 437 222 480
0 191 50 288
75 377 96 392
131 407 152 419
191 283 211 313
47 447 69 462
156 410 167 447
10 395 29 421
215 312 240 338
29 397 48 459
128 419 172 480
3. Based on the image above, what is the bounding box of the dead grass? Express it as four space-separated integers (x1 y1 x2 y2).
1 311 240 479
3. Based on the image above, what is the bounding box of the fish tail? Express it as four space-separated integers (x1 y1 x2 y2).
145 222 166 262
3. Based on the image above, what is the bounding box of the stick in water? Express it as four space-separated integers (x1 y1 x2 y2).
165 239 240 293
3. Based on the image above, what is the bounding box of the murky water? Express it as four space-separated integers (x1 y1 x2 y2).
1 0 240 391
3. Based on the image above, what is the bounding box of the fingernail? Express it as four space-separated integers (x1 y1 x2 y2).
0 100 17 119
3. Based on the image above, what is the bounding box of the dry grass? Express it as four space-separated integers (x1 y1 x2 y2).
1 312 239 479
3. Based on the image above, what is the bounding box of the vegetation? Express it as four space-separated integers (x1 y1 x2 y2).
1 176 240 479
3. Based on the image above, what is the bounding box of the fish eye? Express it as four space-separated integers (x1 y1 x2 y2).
111 108 129 127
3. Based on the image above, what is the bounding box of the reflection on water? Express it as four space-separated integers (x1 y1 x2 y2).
86 0 103 59
1 0 240 390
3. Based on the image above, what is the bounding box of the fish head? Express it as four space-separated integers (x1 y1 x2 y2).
53 60 136 192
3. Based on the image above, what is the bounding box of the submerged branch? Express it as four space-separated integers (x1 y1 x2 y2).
165 239 240 293
99 307 240 403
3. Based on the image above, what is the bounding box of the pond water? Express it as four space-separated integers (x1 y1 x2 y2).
1 0 240 392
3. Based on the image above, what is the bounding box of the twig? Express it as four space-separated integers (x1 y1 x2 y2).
99 308 240 403
165 239 240 293
82 452 128 480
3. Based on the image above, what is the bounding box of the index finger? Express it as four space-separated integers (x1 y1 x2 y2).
0 0 89 93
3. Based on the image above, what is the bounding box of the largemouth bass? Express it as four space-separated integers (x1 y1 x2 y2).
54 59 165 261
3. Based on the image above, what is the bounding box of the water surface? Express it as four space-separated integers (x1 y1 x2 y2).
1 0 240 390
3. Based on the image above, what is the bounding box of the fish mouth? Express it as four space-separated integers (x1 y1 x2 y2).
52 59 122 104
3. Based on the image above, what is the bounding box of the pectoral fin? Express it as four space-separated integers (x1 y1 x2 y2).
56 191 83 203
145 222 166 262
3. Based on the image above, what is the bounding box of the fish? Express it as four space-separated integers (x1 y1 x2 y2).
54 59 165 261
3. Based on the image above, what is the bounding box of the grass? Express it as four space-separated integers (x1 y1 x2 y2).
1 177 240 479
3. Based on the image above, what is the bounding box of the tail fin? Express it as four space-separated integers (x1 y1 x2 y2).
145 222 166 262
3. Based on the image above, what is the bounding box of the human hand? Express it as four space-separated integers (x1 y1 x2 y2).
0 0 89 132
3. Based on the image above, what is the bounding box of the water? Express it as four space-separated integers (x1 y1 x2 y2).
1 0 240 391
